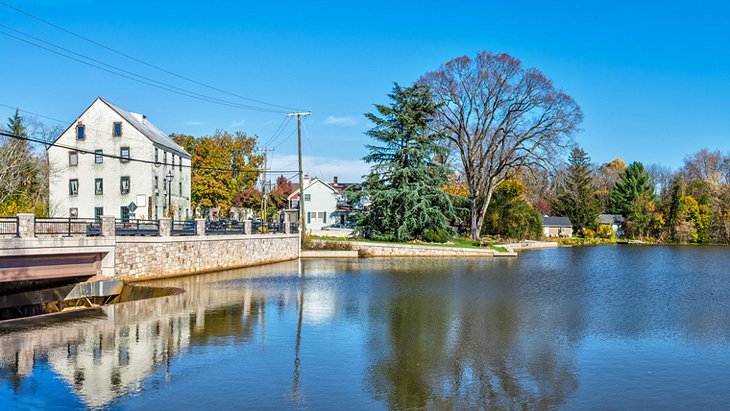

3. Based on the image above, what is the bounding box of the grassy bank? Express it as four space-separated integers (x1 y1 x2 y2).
306 235 508 253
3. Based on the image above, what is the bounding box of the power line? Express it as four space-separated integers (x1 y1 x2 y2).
272 127 298 150
0 102 293 151
0 28 286 114
259 116 292 148
0 24 286 113
0 131 298 175
0 1 304 112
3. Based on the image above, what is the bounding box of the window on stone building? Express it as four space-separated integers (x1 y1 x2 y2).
120 206 130 223
76 123 85 140
154 148 159 164
94 207 104 221
69 151 78 166
179 182 182 196
113 122 122 137
120 147 130 163
163 151 167 165
95 178 103 195
95 149 103 164
304 194 311 201
69 179 78 196
120 176 130 194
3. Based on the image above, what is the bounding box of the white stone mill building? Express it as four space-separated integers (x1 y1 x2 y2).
48 97 192 221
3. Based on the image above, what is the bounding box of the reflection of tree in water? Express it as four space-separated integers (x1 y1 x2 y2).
365 267 579 410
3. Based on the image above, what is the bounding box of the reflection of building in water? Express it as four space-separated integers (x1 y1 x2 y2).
0 260 302 408
46 300 193 408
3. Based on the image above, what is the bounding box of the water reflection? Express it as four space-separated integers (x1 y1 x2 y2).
1 247 730 409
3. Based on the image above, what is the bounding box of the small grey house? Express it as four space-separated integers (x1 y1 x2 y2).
542 216 573 238
598 214 625 236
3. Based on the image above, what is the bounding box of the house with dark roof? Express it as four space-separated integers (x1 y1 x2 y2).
598 213 625 237
47 98 192 220
542 216 573 238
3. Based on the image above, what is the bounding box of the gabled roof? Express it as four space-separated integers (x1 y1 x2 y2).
542 216 572 227
48 97 191 159
287 177 338 200
101 98 191 159
598 214 625 225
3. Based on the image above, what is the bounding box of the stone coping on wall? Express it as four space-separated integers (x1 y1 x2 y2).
114 233 300 243
0 237 115 255
347 241 517 257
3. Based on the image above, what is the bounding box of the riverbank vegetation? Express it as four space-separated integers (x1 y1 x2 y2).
349 49 729 246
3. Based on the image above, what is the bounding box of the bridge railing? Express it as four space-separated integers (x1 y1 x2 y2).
115 219 160 236
171 220 196 236
34 217 101 237
1 214 296 238
0 216 18 237
205 220 246 235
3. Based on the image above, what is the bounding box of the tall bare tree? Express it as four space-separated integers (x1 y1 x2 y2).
421 51 582 238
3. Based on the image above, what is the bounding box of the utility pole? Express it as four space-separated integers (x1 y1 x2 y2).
287 112 311 237
260 147 273 232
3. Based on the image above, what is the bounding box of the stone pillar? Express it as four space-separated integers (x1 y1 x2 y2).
159 218 172 237
284 214 291 234
101 216 116 237
195 219 206 236
244 219 252 235
16 213 35 238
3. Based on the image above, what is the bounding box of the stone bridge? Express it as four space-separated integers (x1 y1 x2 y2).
0 214 300 289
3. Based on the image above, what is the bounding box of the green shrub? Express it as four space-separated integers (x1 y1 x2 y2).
597 225 616 239
422 228 449 243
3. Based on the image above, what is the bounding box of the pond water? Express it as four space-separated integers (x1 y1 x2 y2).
2 246 730 410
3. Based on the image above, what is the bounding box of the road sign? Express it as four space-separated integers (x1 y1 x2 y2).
128 202 137 213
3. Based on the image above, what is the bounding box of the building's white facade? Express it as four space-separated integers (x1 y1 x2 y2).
48 98 192 220
287 177 342 230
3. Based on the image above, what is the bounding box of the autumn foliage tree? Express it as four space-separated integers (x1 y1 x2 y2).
421 51 583 239
173 130 263 215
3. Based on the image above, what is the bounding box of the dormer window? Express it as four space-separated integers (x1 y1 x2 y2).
76 123 85 140
113 122 122 137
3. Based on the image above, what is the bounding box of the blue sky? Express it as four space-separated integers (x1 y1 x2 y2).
1 0 729 182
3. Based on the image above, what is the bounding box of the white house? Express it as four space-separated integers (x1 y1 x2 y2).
286 176 352 230
48 97 192 221
598 213 625 237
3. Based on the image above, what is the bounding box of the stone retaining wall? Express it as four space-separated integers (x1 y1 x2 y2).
347 241 516 257
115 234 300 279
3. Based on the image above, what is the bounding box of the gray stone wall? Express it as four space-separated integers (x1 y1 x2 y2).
347 241 515 257
115 234 299 279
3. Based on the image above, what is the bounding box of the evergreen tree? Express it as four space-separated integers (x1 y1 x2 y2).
552 147 599 233
351 83 455 242
667 178 685 241
609 161 655 238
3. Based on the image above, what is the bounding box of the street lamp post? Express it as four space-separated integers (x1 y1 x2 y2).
166 170 174 218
